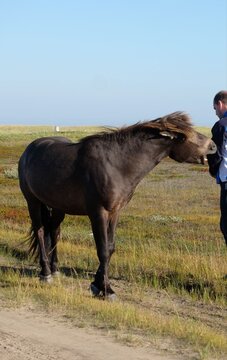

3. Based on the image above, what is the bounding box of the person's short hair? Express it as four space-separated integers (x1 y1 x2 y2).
213 90 227 105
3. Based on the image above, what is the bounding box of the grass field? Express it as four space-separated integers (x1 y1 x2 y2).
0 125 227 359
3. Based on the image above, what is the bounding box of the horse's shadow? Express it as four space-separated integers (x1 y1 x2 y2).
0 265 94 279
0 242 94 280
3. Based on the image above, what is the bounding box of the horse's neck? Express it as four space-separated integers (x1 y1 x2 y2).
115 136 170 183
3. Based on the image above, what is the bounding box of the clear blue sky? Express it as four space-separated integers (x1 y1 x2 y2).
0 0 226 127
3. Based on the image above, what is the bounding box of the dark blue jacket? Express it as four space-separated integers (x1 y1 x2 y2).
208 114 227 179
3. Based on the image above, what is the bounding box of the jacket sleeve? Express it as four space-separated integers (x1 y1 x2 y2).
207 122 223 178
207 152 221 177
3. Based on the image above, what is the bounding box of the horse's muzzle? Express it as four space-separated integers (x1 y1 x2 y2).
199 140 216 165
207 140 217 155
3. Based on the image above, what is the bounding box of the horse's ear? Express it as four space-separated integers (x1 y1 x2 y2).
160 131 176 140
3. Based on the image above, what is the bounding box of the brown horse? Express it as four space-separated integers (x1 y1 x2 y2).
18 112 216 299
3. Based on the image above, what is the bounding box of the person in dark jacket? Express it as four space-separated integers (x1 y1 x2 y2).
208 90 227 245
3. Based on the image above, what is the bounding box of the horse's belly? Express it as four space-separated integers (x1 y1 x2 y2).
30 182 88 215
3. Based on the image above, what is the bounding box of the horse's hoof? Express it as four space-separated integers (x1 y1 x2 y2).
90 283 101 297
106 293 117 302
39 274 52 283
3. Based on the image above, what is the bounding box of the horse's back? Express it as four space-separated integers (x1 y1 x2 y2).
19 137 73 177
21 136 72 155
19 136 74 164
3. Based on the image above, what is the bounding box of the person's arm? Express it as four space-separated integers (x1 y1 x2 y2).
207 122 223 177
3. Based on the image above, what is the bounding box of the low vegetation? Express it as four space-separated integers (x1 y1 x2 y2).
0 125 227 359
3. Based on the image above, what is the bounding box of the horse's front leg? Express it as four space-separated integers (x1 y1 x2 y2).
89 209 115 300
107 212 119 263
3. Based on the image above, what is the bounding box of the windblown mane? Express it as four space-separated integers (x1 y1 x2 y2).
79 112 194 143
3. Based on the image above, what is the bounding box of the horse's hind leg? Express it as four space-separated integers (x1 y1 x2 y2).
26 199 52 281
37 227 52 281
49 209 65 276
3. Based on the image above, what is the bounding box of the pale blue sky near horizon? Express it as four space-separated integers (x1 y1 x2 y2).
0 0 227 127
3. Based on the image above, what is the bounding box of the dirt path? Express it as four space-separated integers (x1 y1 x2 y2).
0 307 179 360
0 278 227 359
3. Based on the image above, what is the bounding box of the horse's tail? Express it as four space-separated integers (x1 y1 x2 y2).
27 204 52 259
27 226 39 259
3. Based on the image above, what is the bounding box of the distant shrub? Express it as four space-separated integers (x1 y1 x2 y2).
4 166 18 179
150 215 183 223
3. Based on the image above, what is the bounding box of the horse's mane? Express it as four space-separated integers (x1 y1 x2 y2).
79 112 193 144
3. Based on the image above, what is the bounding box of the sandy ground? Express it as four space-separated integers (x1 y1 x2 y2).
0 307 179 360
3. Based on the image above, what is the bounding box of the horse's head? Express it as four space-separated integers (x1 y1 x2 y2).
148 112 216 164
168 130 216 164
